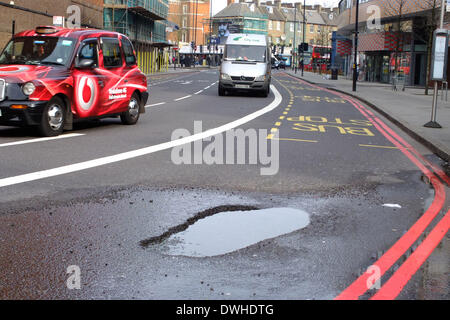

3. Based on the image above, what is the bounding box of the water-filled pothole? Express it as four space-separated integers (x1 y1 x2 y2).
141 206 310 257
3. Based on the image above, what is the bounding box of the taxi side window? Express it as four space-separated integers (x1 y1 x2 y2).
78 40 98 67
121 38 136 66
101 38 123 68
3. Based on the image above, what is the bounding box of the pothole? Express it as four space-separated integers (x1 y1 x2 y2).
141 206 310 257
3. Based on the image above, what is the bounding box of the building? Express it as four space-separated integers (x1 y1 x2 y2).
212 1 337 56
0 0 103 49
167 0 211 47
335 0 448 86
212 0 268 44
260 1 286 47
103 0 170 73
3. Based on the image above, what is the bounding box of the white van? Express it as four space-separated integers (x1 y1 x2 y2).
219 34 271 97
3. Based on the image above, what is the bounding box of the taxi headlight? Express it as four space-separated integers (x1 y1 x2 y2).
220 73 232 81
22 82 36 96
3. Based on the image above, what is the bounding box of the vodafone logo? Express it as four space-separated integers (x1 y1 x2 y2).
77 76 97 111
0 66 30 74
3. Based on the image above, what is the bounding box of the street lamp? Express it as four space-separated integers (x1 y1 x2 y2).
352 0 360 92
302 0 306 77
293 4 297 73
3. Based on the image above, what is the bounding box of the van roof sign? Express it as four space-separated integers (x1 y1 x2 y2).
226 34 267 46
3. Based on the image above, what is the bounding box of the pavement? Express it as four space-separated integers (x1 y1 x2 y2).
285 69 450 164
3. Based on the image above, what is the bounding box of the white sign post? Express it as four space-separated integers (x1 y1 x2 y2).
425 27 448 128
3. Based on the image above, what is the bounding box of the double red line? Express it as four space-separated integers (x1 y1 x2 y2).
284 73 449 300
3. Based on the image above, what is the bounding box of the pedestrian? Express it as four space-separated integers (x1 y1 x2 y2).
173 56 176 70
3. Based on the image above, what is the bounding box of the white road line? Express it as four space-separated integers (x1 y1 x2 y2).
194 90 204 95
145 102 166 108
0 133 85 148
174 95 192 101
0 85 282 188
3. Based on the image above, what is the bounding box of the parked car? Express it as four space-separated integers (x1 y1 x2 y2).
271 57 281 69
0 26 148 136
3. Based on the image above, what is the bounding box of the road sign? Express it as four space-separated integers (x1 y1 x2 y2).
53 16 64 27
431 29 449 81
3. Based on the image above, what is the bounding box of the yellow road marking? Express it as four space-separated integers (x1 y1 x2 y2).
279 116 285 120
271 128 279 133
267 137 318 143
275 122 282 126
359 144 400 149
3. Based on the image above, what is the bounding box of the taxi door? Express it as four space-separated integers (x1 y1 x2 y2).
98 37 129 115
72 38 105 118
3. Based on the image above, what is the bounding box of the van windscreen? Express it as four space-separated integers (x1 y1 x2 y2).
225 45 266 62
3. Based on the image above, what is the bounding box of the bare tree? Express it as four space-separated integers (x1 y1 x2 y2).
383 0 408 79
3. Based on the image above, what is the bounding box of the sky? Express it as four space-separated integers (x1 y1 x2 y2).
212 0 341 15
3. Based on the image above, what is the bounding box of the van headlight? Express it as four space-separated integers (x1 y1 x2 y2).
220 73 232 81
255 75 266 81
22 82 36 96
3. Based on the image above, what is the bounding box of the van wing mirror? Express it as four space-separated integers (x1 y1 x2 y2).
76 59 95 69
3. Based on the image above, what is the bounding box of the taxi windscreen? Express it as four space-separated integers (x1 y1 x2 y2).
0 37 76 66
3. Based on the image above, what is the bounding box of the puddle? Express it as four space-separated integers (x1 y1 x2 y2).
154 207 310 257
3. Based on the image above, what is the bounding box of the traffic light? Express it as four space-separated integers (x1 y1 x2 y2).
298 43 308 53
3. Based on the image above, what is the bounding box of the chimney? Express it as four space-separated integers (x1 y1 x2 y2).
275 0 281 9
316 5 322 13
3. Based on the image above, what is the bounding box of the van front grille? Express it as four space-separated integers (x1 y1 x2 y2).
231 76 255 82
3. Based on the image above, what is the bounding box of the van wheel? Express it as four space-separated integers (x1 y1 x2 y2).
121 93 140 125
218 85 225 96
261 86 270 98
37 96 65 137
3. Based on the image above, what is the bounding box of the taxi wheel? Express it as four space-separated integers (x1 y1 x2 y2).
121 93 141 125
37 97 65 137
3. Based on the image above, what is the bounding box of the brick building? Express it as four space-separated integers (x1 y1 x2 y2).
0 0 103 49
335 0 449 86
167 0 211 47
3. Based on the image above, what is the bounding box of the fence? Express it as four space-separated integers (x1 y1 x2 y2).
135 43 169 74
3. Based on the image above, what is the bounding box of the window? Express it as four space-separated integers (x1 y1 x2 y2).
121 37 136 66
183 5 187 14
101 38 123 68
310 25 314 33
290 22 294 32
0 37 76 66
276 21 281 31
78 40 98 67
269 21 273 30
182 17 187 28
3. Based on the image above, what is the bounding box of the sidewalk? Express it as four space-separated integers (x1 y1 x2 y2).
285 70 450 163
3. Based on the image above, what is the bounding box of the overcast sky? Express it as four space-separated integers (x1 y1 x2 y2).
212 0 341 15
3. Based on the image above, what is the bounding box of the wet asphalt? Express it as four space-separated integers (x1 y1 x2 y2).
0 69 448 300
